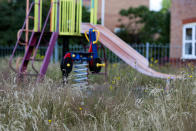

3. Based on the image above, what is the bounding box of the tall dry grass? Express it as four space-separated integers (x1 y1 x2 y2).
0 58 196 131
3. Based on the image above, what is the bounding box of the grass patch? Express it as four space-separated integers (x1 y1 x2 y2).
0 58 196 130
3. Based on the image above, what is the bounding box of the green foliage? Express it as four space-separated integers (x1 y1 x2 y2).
0 0 26 46
162 0 171 11
82 6 90 22
117 6 170 44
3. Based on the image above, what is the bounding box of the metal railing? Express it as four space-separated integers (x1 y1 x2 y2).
1 43 172 64
132 43 170 64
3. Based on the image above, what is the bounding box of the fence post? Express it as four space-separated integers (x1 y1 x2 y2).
50 54 53 63
55 42 59 63
146 42 149 60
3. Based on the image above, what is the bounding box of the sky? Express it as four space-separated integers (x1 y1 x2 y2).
150 0 163 11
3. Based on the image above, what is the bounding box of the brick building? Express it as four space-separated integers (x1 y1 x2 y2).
83 0 149 32
170 0 196 60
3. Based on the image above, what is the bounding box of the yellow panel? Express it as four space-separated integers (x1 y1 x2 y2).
34 0 42 32
58 0 82 35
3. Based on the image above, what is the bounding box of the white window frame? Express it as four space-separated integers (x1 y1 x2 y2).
182 23 196 59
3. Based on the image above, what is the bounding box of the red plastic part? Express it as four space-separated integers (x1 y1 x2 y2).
64 53 71 59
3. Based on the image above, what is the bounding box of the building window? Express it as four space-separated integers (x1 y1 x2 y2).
182 23 196 59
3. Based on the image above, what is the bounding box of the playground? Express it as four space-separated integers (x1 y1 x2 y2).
0 0 196 130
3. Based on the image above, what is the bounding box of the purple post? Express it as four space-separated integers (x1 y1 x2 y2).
37 32 58 82
19 32 37 74
37 0 60 82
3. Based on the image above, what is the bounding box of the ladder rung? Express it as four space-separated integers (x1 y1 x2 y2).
19 29 34 32
26 29 34 32
28 16 34 19
18 42 27 46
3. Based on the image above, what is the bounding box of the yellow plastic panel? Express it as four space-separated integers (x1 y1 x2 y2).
34 0 42 32
58 0 82 36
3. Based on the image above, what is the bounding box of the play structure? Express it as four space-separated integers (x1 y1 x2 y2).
9 0 177 84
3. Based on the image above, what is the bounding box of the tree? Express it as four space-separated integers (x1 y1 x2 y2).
0 0 26 46
116 6 170 44
162 0 171 11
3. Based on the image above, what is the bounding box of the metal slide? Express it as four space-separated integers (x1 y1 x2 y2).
81 23 178 79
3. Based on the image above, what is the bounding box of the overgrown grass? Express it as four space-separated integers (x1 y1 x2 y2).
0 58 196 131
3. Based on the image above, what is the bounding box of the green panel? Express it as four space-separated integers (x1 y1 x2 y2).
59 0 61 32
51 0 57 32
90 0 98 25
34 0 42 32
94 0 97 24
78 0 82 34
90 0 94 24
34 0 38 31
71 0 75 33
76 1 79 33
33 0 94 35
58 0 82 36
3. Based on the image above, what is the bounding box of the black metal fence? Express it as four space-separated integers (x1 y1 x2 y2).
0 43 171 64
